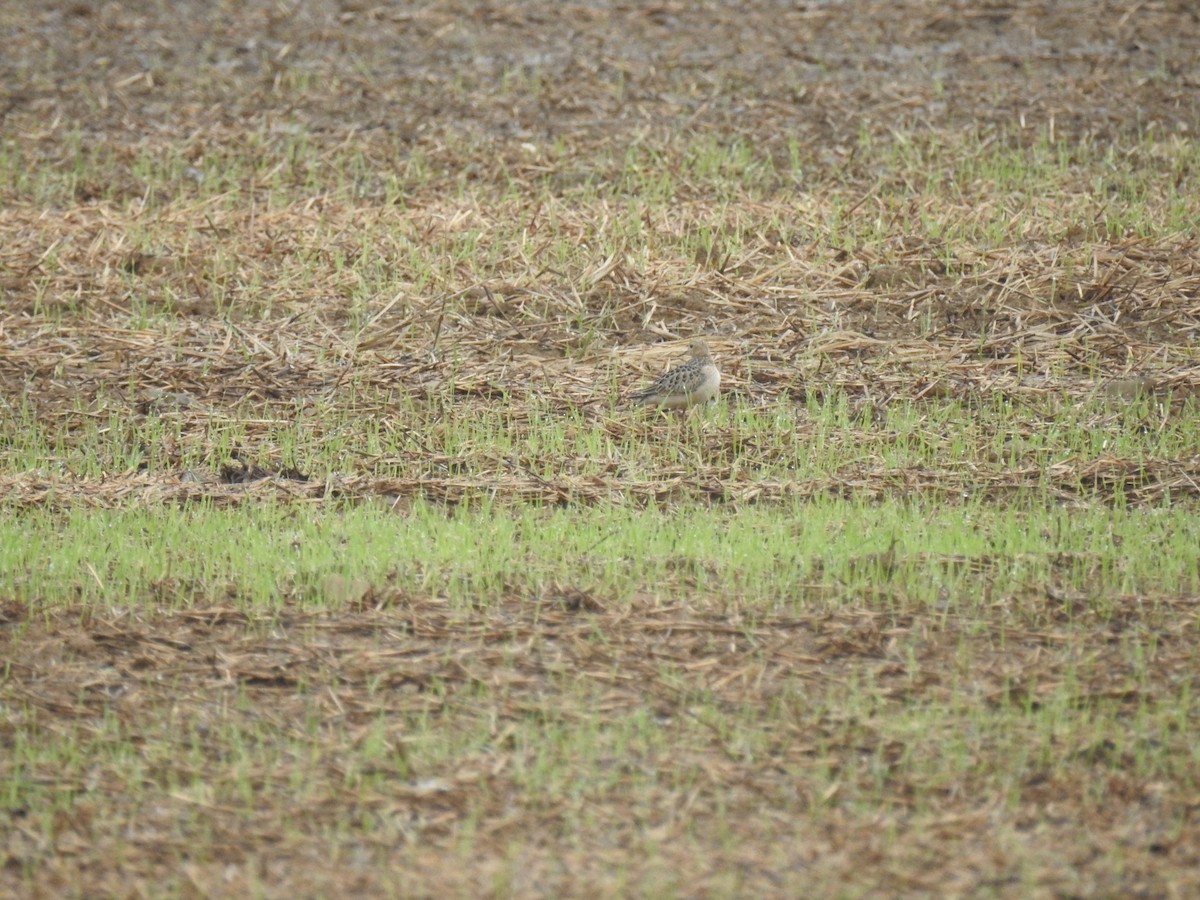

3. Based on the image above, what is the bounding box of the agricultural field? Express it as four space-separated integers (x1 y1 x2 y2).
2 0 1200 896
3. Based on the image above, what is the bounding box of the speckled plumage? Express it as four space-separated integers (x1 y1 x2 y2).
630 339 721 410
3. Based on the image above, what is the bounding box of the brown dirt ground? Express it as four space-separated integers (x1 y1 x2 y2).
6 591 1200 897
3 1 1200 896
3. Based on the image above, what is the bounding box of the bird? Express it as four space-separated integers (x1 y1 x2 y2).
629 338 721 410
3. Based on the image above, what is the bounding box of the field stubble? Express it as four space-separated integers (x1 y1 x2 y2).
2 1 1200 896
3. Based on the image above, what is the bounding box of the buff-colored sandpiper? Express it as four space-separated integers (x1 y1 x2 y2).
630 339 720 410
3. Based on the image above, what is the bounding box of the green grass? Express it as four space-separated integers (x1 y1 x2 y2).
2 497 1197 612
5 384 1199 490
4 493 1197 896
